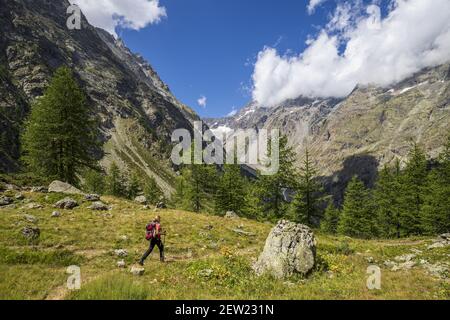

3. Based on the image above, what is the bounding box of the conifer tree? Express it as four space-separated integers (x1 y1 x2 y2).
290 149 323 225
422 135 450 234
215 164 246 214
338 176 376 239
22 67 97 185
83 168 105 195
105 162 126 197
127 171 142 200
320 201 340 234
258 135 298 219
374 161 403 238
400 143 428 235
144 176 163 205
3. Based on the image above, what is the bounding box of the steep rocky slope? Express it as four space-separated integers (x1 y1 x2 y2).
206 63 450 196
0 0 199 194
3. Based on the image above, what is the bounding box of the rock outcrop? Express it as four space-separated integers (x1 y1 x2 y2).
254 220 316 278
48 181 84 195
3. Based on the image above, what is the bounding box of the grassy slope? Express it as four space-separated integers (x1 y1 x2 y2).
0 191 448 300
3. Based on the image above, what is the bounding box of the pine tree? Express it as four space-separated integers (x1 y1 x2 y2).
127 171 142 200
83 169 105 194
320 201 340 234
105 162 126 197
144 176 163 205
22 67 97 185
400 143 428 235
338 176 376 239
215 164 246 214
242 180 263 219
290 149 323 226
374 161 403 238
422 135 450 234
258 135 298 219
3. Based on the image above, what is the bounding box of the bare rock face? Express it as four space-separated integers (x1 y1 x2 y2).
253 220 317 279
48 181 84 195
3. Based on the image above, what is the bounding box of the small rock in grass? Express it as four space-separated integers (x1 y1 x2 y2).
88 201 110 211
24 214 38 223
198 269 214 278
15 193 25 200
85 194 100 202
114 249 128 257
224 211 239 219
0 196 13 206
51 211 61 218
130 266 145 276
54 198 78 210
135 196 147 204
117 260 126 268
22 226 40 240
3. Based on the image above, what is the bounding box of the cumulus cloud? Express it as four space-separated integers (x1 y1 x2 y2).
69 0 167 37
197 95 207 108
252 0 450 107
307 0 327 15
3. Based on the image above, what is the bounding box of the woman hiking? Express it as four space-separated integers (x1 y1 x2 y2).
139 215 165 265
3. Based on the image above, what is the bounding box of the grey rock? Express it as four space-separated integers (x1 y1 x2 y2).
23 203 44 210
22 226 40 240
232 229 256 237
114 249 128 258
224 211 239 219
394 254 416 262
392 261 416 271
54 198 79 210
0 196 13 206
51 211 61 218
88 201 110 211
198 269 214 278
135 196 147 204
156 201 166 209
85 194 100 202
130 266 145 276
15 193 25 200
48 181 84 195
117 260 126 268
30 186 47 193
24 214 38 223
253 220 316 278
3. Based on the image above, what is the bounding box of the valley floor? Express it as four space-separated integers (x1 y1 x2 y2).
0 191 448 300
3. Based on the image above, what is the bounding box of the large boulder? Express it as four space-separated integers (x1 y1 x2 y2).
253 220 317 279
48 181 84 195
54 198 79 210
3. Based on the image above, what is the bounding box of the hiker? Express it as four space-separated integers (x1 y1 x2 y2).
139 215 165 265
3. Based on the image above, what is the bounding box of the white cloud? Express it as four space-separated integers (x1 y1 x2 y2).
252 0 450 107
197 95 207 108
307 0 327 15
69 0 167 37
227 107 238 117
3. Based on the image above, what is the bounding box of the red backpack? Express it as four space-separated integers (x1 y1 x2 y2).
145 222 161 241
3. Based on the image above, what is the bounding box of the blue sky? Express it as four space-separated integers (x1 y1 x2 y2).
118 0 333 118
73 0 450 118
